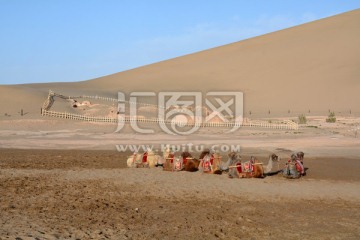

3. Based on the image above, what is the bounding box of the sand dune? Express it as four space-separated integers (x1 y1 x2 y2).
0 9 359 116
1 10 359 240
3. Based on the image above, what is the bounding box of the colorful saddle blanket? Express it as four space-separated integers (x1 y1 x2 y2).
174 158 183 171
244 161 255 173
282 163 300 179
142 152 148 163
202 154 214 172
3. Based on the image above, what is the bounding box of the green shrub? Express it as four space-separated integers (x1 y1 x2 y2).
326 112 336 123
298 114 307 124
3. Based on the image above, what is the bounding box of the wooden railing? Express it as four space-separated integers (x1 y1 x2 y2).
41 109 298 130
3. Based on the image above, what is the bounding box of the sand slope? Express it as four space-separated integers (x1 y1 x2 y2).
0 9 359 116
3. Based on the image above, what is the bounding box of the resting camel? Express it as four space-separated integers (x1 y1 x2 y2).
126 152 142 168
227 153 280 178
283 153 305 178
163 151 201 172
263 153 281 175
181 152 201 172
198 150 222 174
237 156 264 178
126 148 163 168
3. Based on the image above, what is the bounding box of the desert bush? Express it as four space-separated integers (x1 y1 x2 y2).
326 112 336 123
298 114 307 124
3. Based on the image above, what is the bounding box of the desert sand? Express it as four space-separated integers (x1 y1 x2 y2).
0 116 359 239
0 149 360 240
0 9 360 240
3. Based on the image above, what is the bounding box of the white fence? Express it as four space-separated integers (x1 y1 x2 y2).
41 109 298 130
80 95 162 108
41 91 299 130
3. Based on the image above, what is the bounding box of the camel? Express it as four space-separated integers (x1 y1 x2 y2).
263 153 281 175
126 148 162 168
227 153 280 178
148 153 164 168
198 150 222 174
283 153 305 178
126 152 143 167
183 158 201 172
237 156 264 178
162 151 201 172
181 152 201 172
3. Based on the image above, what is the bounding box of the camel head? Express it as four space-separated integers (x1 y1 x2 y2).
181 151 192 159
228 151 241 161
296 151 304 160
213 152 221 159
199 149 211 160
249 156 258 163
270 153 280 162
163 145 172 158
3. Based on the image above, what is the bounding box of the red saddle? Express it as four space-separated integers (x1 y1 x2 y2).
142 152 148 163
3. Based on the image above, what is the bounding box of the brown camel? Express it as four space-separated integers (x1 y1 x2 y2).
228 153 265 178
198 150 222 174
181 152 201 172
240 156 265 178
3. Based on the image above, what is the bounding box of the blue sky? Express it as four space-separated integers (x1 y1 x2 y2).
1 0 359 84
